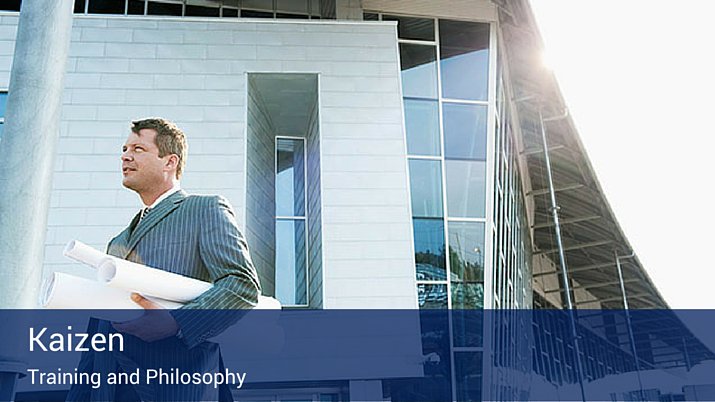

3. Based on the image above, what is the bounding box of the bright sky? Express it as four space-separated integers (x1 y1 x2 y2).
529 1 715 309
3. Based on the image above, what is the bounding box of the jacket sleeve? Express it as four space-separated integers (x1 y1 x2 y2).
170 196 261 348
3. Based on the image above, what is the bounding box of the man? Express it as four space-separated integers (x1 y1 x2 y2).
112 117 260 344
67 118 260 401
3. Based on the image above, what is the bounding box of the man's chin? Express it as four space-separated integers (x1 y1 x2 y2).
122 178 137 191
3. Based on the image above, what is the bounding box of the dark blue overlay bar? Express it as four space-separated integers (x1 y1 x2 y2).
0 310 712 401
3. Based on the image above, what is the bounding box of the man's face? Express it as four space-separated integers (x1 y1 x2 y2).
121 128 170 193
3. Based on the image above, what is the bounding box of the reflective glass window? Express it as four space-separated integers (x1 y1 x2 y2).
222 7 238 17
452 309 483 347
275 137 308 306
0 0 20 11
413 218 446 281
74 0 86 13
384 15 434 41
148 1 183 16
88 0 125 14
445 160 486 218
0 92 7 117
439 20 489 101
448 221 485 282
276 0 307 13
443 102 488 160
408 159 443 218
417 284 448 309
316 0 335 19
310 0 320 17
405 99 440 156
276 138 306 217
363 12 378 21
186 4 220 17
451 282 483 309
400 44 438 99
128 0 145 14
241 9 272 18
455 352 483 400
275 219 307 305
243 0 272 11
276 13 308 19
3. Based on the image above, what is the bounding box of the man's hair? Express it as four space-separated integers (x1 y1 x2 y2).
131 117 187 179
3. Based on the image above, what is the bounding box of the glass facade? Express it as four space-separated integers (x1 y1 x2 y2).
379 11 496 402
399 44 438 100
414 218 446 282
275 137 308 306
408 159 444 219
491 58 531 310
448 221 485 283
454 351 483 401
445 159 487 219
443 103 488 160
439 20 490 102
404 99 440 156
275 219 307 306
378 10 537 401
484 45 535 402
530 304 640 386
389 15 491 312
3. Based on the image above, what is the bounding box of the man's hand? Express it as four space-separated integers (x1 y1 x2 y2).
111 293 180 342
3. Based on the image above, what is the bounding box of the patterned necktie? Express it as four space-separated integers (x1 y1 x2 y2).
130 208 149 235
138 207 151 223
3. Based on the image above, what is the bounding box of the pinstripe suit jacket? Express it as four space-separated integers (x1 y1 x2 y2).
66 190 260 401
107 189 261 347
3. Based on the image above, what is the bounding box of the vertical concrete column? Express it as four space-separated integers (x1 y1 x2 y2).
0 0 74 308
0 1 74 398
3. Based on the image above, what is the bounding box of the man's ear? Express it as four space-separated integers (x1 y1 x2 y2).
165 154 179 173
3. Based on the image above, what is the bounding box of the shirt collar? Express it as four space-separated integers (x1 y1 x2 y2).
144 182 181 209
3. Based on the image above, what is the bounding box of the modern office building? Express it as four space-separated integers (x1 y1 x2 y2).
0 0 712 401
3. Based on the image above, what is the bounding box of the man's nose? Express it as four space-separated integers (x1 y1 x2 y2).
121 150 132 161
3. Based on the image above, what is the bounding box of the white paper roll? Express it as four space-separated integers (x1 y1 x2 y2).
63 240 114 268
98 258 212 303
57 239 278 310
41 272 183 310
255 296 281 310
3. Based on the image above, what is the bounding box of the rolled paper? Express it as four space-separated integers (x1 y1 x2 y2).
63 240 114 269
97 258 212 303
61 239 279 310
256 296 281 310
41 272 182 310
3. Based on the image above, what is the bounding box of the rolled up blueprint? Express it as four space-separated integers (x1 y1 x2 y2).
63 240 114 268
255 296 281 310
97 258 212 303
41 272 183 310
60 239 281 310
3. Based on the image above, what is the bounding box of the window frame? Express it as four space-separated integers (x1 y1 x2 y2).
274 135 309 308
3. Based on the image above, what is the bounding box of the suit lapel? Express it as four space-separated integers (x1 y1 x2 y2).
105 211 139 257
110 226 133 256
123 190 187 258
